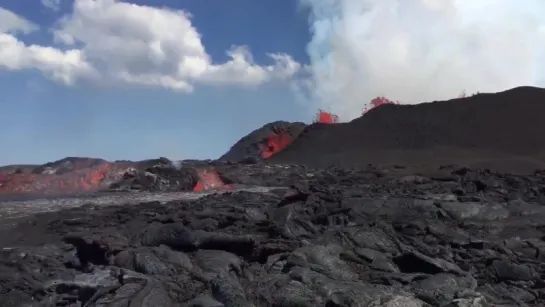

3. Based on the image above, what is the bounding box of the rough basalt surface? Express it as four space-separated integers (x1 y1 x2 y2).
107 160 201 193
1 164 545 306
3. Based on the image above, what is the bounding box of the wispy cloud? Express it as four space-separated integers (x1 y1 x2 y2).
41 0 61 12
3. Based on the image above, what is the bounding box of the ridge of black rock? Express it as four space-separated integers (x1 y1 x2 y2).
219 120 306 162
268 86 545 174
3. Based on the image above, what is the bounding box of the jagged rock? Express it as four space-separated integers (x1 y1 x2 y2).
1 164 545 305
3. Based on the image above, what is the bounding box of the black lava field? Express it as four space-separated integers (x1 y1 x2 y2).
3 86 545 306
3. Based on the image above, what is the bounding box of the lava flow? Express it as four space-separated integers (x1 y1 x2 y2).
260 131 294 159
0 159 138 197
0 163 113 195
193 167 231 192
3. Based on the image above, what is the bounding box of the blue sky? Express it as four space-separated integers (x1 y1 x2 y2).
2 0 545 165
0 0 313 165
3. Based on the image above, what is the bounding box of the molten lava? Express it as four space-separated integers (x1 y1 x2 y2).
314 110 339 124
311 97 402 124
0 161 133 196
192 167 231 192
362 96 399 114
80 163 112 190
260 131 293 159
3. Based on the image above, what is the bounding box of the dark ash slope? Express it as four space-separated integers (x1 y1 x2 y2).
269 86 545 173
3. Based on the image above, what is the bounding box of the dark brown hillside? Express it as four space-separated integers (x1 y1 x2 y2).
268 86 545 173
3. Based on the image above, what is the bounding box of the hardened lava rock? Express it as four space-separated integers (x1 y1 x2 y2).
2 164 545 306
108 163 201 192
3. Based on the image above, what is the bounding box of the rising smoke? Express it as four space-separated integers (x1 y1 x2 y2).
170 160 184 170
299 0 545 120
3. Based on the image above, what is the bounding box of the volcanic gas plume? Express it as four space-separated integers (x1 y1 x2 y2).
299 0 545 120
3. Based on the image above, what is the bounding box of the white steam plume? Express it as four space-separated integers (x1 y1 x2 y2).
299 0 545 120
170 160 184 170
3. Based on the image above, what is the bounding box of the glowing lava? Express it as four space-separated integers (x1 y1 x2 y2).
192 167 231 192
314 110 339 124
362 96 399 115
0 161 133 196
313 97 401 124
258 98 400 159
260 131 293 159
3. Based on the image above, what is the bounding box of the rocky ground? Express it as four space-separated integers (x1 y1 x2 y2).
2 164 545 306
4 86 545 306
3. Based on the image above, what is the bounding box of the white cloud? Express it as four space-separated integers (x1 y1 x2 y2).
41 0 61 12
300 0 545 120
0 34 97 84
0 7 38 34
0 0 302 92
0 7 96 84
